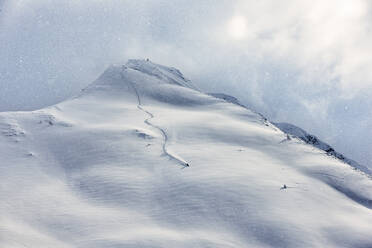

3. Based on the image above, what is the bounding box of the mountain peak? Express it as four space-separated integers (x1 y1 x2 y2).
125 59 197 90
80 59 213 107
91 59 195 89
83 59 198 98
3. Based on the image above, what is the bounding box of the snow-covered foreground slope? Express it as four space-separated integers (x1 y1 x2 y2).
1 60 372 248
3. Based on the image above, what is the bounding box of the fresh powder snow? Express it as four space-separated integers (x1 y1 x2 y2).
1 59 372 248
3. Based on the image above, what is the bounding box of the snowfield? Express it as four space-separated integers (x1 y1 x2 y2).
1 59 372 248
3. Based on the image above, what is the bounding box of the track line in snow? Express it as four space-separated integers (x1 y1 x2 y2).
121 68 189 168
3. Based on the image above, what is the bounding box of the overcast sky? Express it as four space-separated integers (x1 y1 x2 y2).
1 0 372 168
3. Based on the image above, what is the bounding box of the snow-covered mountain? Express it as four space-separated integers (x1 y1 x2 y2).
1 59 372 248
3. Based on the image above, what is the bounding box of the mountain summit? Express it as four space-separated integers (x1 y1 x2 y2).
86 59 196 91
1 60 372 248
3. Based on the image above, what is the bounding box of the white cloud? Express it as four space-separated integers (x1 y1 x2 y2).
220 0 372 96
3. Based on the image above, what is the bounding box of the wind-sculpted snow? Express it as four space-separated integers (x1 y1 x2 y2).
0 117 25 138
1 59 372 248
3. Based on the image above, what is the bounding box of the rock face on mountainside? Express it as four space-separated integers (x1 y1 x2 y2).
1 59 372 248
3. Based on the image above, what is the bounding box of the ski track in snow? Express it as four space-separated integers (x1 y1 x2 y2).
121 69 188 168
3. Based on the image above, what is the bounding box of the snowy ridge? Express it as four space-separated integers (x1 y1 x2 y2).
206 93 371 176
1 60 372 247
274 122 371 175
207 93 244 107
126 59 198 90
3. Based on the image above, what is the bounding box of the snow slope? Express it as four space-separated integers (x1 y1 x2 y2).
274 122 371 175
1 59 372 248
